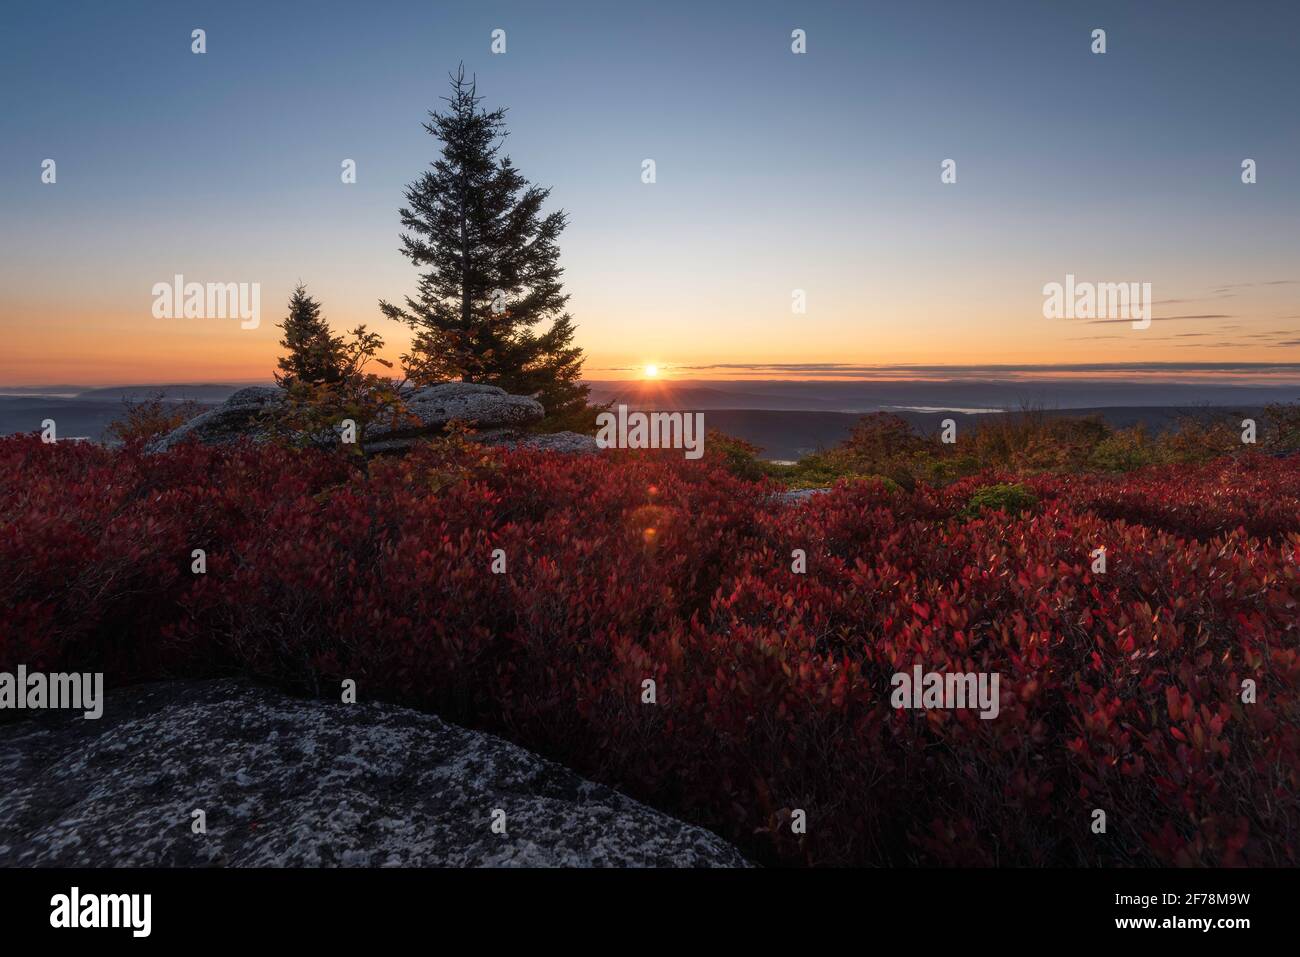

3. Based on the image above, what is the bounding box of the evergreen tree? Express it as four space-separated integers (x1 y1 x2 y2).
275 283 346 387
379 65 590 423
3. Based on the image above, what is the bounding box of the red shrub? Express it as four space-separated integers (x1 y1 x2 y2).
1 434 1297 866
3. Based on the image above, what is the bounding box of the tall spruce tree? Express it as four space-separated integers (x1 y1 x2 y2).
379 65 590 423
275 283 346 387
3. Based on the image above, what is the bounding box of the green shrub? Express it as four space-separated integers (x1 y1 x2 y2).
917 453 980 484
963 482 1038 517
1087 428 1159 472
766 453 845 488
707 430 770 481
1152 415 1243 465
1264 402 1300 451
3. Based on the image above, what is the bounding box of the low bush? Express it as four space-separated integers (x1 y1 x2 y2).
2 435 1297 866
963 482 1039 517
105 393 207 445
725 404 1300 491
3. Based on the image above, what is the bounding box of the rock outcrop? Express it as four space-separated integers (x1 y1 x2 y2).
478 429 601 455
148 386 284 452
361 383 545 453
0 680 748 868
147 382 571 455
776 488 829 504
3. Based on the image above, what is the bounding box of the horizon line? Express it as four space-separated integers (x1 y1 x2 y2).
8 361 1300 392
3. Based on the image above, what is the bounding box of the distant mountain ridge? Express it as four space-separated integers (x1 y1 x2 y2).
587 379 1300 412
0 383 269 402
3 378 1297 453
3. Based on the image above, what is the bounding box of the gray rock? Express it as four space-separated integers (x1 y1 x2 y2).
378 383 544 436
147 386 282 452
776 488 829 504
360 383 545 452
0 680 749 868
147 382 547 455
476 429 601 455
357 436 428 455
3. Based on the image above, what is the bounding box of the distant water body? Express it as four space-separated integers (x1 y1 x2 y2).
883 405 1003 415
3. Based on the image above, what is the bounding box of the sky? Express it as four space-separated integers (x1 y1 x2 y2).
1 0 1298 386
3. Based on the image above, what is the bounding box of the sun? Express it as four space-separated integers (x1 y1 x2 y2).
643 364 659 378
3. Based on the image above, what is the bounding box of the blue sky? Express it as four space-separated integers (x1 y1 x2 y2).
1 0 1297 384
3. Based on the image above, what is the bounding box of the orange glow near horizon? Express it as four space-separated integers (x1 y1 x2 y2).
1 297 1298 388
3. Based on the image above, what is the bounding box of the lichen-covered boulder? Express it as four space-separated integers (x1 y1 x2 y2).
476 429 601 455
0 680 749 868
147 382 548 455
147 386 282 452
360 383 544 452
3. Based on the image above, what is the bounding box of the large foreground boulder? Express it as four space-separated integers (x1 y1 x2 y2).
0 680 748 867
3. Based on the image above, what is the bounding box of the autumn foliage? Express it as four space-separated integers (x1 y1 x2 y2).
1 434 1297 866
